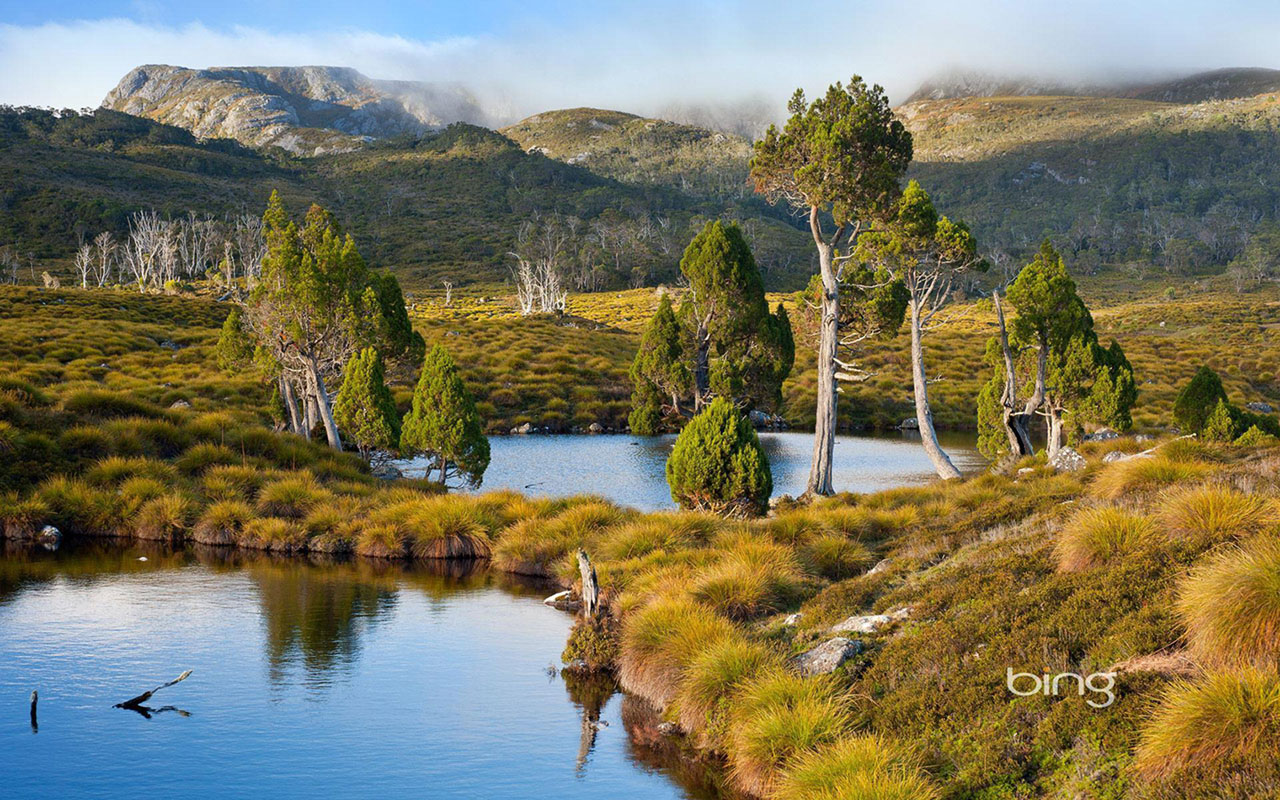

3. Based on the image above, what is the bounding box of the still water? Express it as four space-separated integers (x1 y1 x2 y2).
0 545 723 800
399 431 985 509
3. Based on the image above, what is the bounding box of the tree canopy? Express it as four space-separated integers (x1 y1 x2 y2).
333 347 400 458
665 397 772 517
400 344 490 489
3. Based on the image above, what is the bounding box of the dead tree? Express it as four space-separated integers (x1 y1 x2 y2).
576 549 599 618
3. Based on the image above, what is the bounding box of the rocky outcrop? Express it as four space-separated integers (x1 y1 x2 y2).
102 65 492 155
1049 447 1087 473
793 637 862 676
830 607 911 635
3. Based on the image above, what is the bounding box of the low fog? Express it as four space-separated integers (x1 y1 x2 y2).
3 0 1280 128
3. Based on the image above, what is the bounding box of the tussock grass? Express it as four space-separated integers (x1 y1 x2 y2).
1177 536 1280 668
84 456 176 486
801 534 875 580
1054 506 1159 572
200 464 265 502
355 523 407 559
725 670 852 797
618 596 737 708
691 531 808 620
175 442 239 475
62 389 163 420
238 517 307 552
36 476 120 535
256 474 331 519
671 634 782 749
1134 668 1280 781
775 735 939 800
1160 484 1275 546
1091 456 1211 499
493 499 628 576
131 492 193 541
594 513 717 561
406 497 493 559
0 493 50 539
192 499 252 546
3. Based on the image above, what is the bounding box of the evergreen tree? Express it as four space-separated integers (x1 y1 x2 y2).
400 345 490 488
665 397 771 517
1173 366 1229 434
629 294 690 434
750 77 913 495
216 306 253 373
1202 398 1239 442
333 347 400 458
372 270 425 365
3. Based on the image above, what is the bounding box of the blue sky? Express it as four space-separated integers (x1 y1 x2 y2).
3 1 1280 116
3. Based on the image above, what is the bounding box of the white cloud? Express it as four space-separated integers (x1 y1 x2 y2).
3 3 1280 121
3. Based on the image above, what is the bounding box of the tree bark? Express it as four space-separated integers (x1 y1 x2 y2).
305 359 343 450
993 292 1034 457
576 549 600 618
807 239 838 497
693 324 711 410
281 375 303 435
1046 405 1064 458
909 300 962 480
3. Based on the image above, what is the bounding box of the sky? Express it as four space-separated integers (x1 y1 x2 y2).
3 0 1280 119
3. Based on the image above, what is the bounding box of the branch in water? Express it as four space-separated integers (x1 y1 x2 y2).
115 670 192 709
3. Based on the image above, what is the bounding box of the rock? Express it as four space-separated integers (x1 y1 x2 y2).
1135 434 1154 443
830 607 910 635
656 722 679 736
168 400 191 410
1247 402 1275 414
1048 447 1087 473
36 526 61 550
1084 428 1119 441
1103 450 1129 463
748 409 770 427
512 422 533 435
159 340 180 350
1017 467 1035 475
793 637 862 676
587 422 604 434
898 417 920 430
866 558 891 576
371 462 403 481
784 612 802 626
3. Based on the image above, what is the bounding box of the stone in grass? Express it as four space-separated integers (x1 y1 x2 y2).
830 607 911 635
1049 446 1087 472
793 637 862 676
1103 450 1129 463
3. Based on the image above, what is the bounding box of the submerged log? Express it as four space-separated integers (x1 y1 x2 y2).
576 550 599 618
115 670 192 709
29 690 37 732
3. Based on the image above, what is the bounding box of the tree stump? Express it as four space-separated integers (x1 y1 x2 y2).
576 549 599 618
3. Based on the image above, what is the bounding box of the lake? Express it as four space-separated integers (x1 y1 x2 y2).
0 544 726 800
397 431 985 509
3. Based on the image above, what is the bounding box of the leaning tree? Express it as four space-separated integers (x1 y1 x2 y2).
750 78 912 495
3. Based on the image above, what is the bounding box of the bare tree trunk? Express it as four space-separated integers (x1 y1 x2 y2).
693 324 710 410
993 292 1034 457
1046 406 1064 458
306 359 343 450
909 301 962 480
281 376 303 434
576 549 600 618
807 241 838 497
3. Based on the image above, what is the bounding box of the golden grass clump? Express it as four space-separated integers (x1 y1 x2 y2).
0 492 50 539
354 522 408 559
618 595 737 708
84 455 176 487
493 500 627 576
725 670 852 797
1177 536 1280 668
775 735 939 800
200 464 265 502
238 517 307 552
671 634 782 749
800 534 876 580
1054 506 1159 572
131 492 194 542
407 497 493 559
302 498 363 554
1090 456 1210 500
36 475 120 535
192 499 253 546
1160 484 1275 546
594 512 716 561
1134 668 1280 781
692 531 808 620
256 473 331 519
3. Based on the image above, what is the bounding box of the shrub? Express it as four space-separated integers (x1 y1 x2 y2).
1054 506 1158 571
561 614 619 672
1235 425 1280 447
256 474 330 519
1173 366 1228 434
192 500 252 546
666 397 771 516
1203 398 1241 442
671 635 782 749
775 735 939 800
1134 668 1280 781
1160 484 1274 546
725 671 852 796
618 596 737 708
1177 536 1280 668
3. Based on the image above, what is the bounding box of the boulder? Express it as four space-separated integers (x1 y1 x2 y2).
898 417 920 430
512 422 533 435
866 558 891 576
168 400 191 410
1246 402 1275 414
830 607 910 635
748 409 770 427
371 462 403 481
1084 428 1119 441
587 422 604 434
793 637 862 676
1049 447 1087 472
783 612 802 626
37 526 62 550
1103 450 1129 463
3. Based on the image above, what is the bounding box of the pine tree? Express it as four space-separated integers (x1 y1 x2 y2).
1174 366 1229 434
665 397 772 517
400 345 490 488
215 306 253 373
1203 398 1240 442
629 294 689 434
333 347 400 458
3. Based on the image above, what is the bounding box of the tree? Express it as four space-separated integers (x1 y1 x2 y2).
629 294 690 434
751 77 912 495
855 181 984 478
400 345 490 489
1202 398 1239 442
665 397 771 517
216 307 254 373
1173 366 1228 434
371 270 425 365
334 347 400 458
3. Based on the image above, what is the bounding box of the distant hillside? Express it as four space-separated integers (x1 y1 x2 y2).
905 67 1280 104
102 65 491 155
500 107 752 199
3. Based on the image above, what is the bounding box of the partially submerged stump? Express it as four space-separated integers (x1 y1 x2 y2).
576 549 599 618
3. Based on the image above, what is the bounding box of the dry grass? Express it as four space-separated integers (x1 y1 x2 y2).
1177 536 1280 668
617 596 737 708
1090 456 1212 500
1054 506 1159 572
775 735 939 800
1160 484 1276 547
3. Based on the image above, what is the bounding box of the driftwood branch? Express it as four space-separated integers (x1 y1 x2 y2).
29 690 37 732
115 670 192 709
576 550 599 618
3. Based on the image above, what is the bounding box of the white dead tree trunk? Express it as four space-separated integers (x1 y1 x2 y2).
74 244 93 288
93 231 115 287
